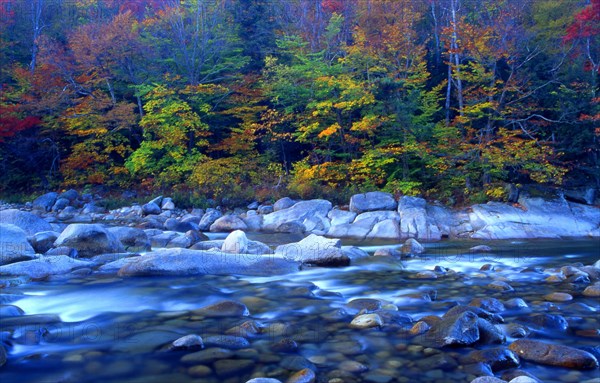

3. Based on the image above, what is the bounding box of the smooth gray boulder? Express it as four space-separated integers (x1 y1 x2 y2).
366 218 402 240
273 197 295 211
0 224 37 265
0 255 91 279
54 224 125 257
142 202 161 215
32 192 58 212
275 234 349 266
117 248 299 277
401 238 425 255
199 209 222 231
398 196 442 240
108 227 151 252
0 209 53 235
161 197 175 210
328 209 357 226
262 200 332 233
349 191 397 213
327 217 378 240
210 215 248 232
51 198 70 212
508 339 598 369
222 230 249 254
29 231 60 254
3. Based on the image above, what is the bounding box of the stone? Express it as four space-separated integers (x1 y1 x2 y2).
423 311 480 348
521 314 568 332
32 192 58 212
508 377 539 383
210 215 248 232
349 313 383 329
366 219 402 240
470 298 506 313
286 368 316 383
582 285 600 297
373 248 401 257
262 200 332 233
0 305 24 317
0 343 6 367
349 192 397 213
487 281 514 292
180 348 233 364
198 209 222 231
142 202 161 215
171 334 204 350
222 230 249 254
161 198 175 210
465 347 520 371
470 378 507 383
257 205 274 215
341 246 369 261
193 300 250 317
117 248 299 277
273 197 296 211
508 339 599 369
0 255 91 279
29 231 60 254
246 379 282 383
0 209 53 235
543 292 573 302
504 298 528 309
328 209 357 226
275 234 348 266
149 232 179 248
54 224 125 257
476 318 506 345
203 335 250 349
0 224 37 265
400 238 424 255
398 196 442 240
409 321 431 336
51 198 70 212
107 227 151 252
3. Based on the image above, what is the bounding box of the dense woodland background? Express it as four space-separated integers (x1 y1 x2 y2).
0 0 598 206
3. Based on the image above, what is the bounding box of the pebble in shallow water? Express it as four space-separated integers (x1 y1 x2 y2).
543 292 573 302
349 313 383 329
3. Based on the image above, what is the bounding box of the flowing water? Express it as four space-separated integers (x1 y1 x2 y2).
1 237 599 383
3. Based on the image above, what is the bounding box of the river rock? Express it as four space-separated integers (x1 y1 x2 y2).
400 238 424 255
366 218 402 240
0 255 91 278
0 343 6 367
192 300 250 317
222 230 249 254
398 196 442 240
117 248 299 277
349 192 397 213
328 209 357 226
181 347 234 364
274 197 295 211
51 197 70 212
487 281 514 292
29 231 60 254
464 347 520 371
543 292 573 302
470 378 507 383
423 311 480 347
0 209 53 235
198 209 222 231
582 285 600 297
161 197 175 210
508 339 599 369
0 224 37 265
471 245 493 252
262 200 332 233
470 298 506 313
54 224 125 257
203 335 250 349
142 202 161 215
349 313 383 329
286 368 316 383
246 379 282 383
107 227 150 252
171 334 204 350
521 313 568 332
210 215 248 232
477 318 506 345
327 217 379 240
32 192 58 212
275 234 348 266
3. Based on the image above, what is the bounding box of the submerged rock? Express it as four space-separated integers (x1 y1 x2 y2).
170 334 204 350
192 300 250 317
349 313 383 329
422 311 480 348
508 339 599 369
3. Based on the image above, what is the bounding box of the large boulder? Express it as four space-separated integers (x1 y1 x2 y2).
0 224 37 265
469 197 600 239
108 227 151 252
32 192 58 212
328 210 401 240
275 234 349 266
0 209 53 235
54 224 125 257
198 209 223 231
0 255 91 279
210 215 248 232
273 197 295 211
116 248 300 277
508 339 598 369
142 202 161 216
29 231 60 254
328 209 357 226
262 200 332 233
349 191 397 213
398 196 442 240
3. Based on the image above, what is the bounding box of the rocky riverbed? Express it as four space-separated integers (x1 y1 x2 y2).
1 191 599 383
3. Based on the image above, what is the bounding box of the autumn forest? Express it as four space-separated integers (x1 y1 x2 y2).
0 0 598 206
